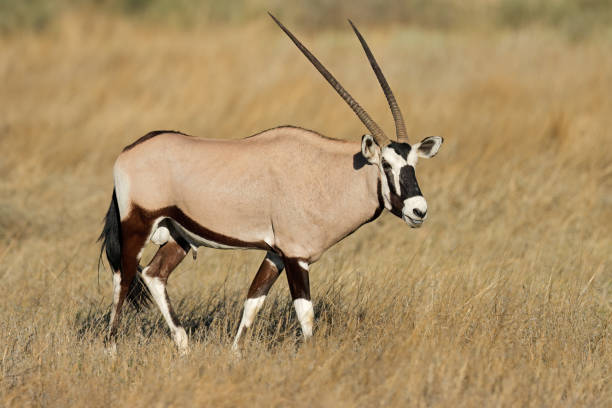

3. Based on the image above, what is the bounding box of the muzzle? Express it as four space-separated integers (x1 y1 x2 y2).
402 195 427 228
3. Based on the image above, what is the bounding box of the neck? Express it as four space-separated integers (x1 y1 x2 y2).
322 151 384 248
272 139 386 262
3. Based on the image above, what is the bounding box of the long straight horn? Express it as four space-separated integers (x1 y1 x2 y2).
349 20 408 143
269 13 390 146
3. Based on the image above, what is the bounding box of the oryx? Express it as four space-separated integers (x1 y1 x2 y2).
99 14 443 353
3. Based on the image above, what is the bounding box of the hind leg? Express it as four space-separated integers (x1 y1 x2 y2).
232 252 284 350
106 220 148 349
106 271 122 354
141 234 190 354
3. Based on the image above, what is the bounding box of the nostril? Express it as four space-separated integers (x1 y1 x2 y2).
413 208 426 218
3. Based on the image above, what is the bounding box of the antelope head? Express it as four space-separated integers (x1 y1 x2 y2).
270 14 443 228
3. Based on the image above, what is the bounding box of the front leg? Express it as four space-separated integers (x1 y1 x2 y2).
284 258 314 339
232 251 284 350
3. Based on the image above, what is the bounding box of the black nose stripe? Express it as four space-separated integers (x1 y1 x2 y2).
399 165 422 198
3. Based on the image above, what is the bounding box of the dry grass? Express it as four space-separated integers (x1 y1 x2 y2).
1 11 611 407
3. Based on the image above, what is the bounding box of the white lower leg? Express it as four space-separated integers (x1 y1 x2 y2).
109 272 122 328
172 327 188 354
293 298 314 339
141 269 188 353
232 296 266 349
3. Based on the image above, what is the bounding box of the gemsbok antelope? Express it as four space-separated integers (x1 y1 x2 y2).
99 14 443 353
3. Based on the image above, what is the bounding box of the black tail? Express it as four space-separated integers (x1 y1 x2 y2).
98 189 151 310
99 189 122 272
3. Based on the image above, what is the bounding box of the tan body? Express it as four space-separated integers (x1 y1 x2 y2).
100 16 442 354
115 127 381 262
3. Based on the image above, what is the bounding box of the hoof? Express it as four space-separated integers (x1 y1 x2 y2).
173 328 189 355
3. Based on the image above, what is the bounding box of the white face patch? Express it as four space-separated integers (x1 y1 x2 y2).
378 167 393 211
113 164 131 220
381 147 406 194
402 196 427 227
378 144 429 227
407 147 419 167
293 298 314 338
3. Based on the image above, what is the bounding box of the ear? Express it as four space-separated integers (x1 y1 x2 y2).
414 136 443 158
361 134 381 164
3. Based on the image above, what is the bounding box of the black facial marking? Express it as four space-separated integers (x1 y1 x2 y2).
388 141 411 160
389 195 404 217
381 159 405 217
399 165 422 198
381 157 423 219
382 160 397 195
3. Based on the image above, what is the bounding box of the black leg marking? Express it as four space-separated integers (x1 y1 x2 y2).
284 258 314 338
233 252 285 350
284 258 310 301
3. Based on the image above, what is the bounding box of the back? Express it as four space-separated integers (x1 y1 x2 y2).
115 127 379 258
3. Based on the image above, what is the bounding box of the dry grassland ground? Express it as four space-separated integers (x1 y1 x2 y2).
1 12 611 408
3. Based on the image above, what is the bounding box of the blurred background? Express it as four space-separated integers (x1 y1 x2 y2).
2 0 612 36
0 1 611 407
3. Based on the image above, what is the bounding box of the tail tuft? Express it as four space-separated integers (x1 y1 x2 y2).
98 189 151 309
98 189 122 272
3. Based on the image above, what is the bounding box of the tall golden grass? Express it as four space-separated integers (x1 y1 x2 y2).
0 11 611 407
